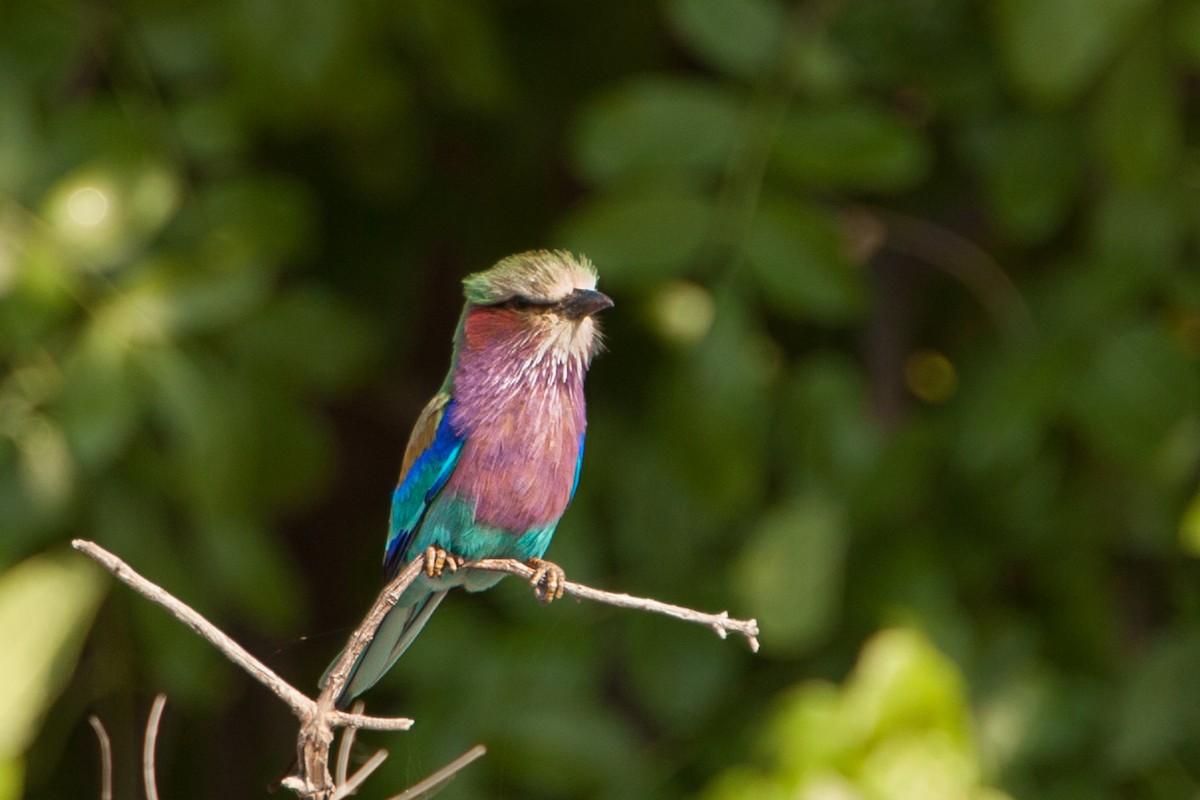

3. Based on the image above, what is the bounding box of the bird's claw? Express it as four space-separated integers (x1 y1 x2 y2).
527 558 566 604
423 545 461 578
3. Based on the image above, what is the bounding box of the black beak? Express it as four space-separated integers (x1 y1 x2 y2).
560 288 614 319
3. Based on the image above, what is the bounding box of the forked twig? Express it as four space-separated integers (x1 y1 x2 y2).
288 555 428 796
72 538 757 798
70 540 414 735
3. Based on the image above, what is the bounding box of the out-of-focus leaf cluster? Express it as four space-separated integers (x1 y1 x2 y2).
3 0 1200 798
1 3 379 794
705 628 1011 800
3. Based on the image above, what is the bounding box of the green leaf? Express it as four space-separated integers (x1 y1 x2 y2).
0 77 36 195
144 259 273 337
1174 0 1200 67
137 348 255 516
0 551 106 758
556 182 714 286
174 97 247 163
771 104 930 192
1092 30 1181 185
137 13 220 85
394 0 513 113
742 194 865 323
994 0 1152 104
0 3 82 86
624 613 740 731
735 629 1007 799
1109 630 1200 773
14 416 74 513
1181 489 1200 557
736 495 848 655
190 175 316 266
56 335 140 470
0 471 60 565
654 296 776 514
1089 187 1180 279
841 628 972 748
968 113 1084 244
230 286 377 394
222 0 349 103
39 160 182 270
858 733 982 800
194 517 302 629
242 387 330 514
1068 323 1200 464
572 76 744 185
664 0 786 79
781 353 880 490
954 346 1072 475
0 758 18 800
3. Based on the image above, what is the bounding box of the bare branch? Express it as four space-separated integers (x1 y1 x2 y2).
73 540 311 715
87 716 112 800
331 750 388 800
73 538 757 798
316 556 426 713
143 694 167 800
70 540 414 736
468 558 761 652
291 555 428 796
386 745 488 800
335 701 366 786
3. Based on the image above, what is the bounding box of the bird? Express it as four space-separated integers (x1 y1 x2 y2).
327 250 612 705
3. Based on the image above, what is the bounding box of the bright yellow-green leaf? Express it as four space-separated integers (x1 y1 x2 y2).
842 628 972 748
713 629 1009 799
1181 490 1200 556
0 757 21 800
0 551 107 757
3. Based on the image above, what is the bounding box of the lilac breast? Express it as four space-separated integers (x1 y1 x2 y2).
444 313 588 533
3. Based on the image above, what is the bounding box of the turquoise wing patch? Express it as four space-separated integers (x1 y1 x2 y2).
383 397 464 579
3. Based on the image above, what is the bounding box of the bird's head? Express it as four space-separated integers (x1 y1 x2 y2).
460 250 613 368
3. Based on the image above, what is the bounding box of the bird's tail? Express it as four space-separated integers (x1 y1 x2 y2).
321 590 449 708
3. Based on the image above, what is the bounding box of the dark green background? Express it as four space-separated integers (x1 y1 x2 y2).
3 0 1200 797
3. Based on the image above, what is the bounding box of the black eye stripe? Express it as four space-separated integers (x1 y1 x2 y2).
500 295 552 311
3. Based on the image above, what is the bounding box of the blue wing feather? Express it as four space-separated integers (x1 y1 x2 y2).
568 432 585 502
383 394 464 579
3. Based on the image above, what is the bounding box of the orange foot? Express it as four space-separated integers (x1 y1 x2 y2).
423 545 462 578
527 557 566 605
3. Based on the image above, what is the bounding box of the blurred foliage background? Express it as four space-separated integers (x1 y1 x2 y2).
3 0 1200 797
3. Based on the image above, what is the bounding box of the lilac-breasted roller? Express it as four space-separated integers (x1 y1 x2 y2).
330 250 612 703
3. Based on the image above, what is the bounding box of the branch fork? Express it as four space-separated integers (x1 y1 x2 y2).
72 538 759 798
